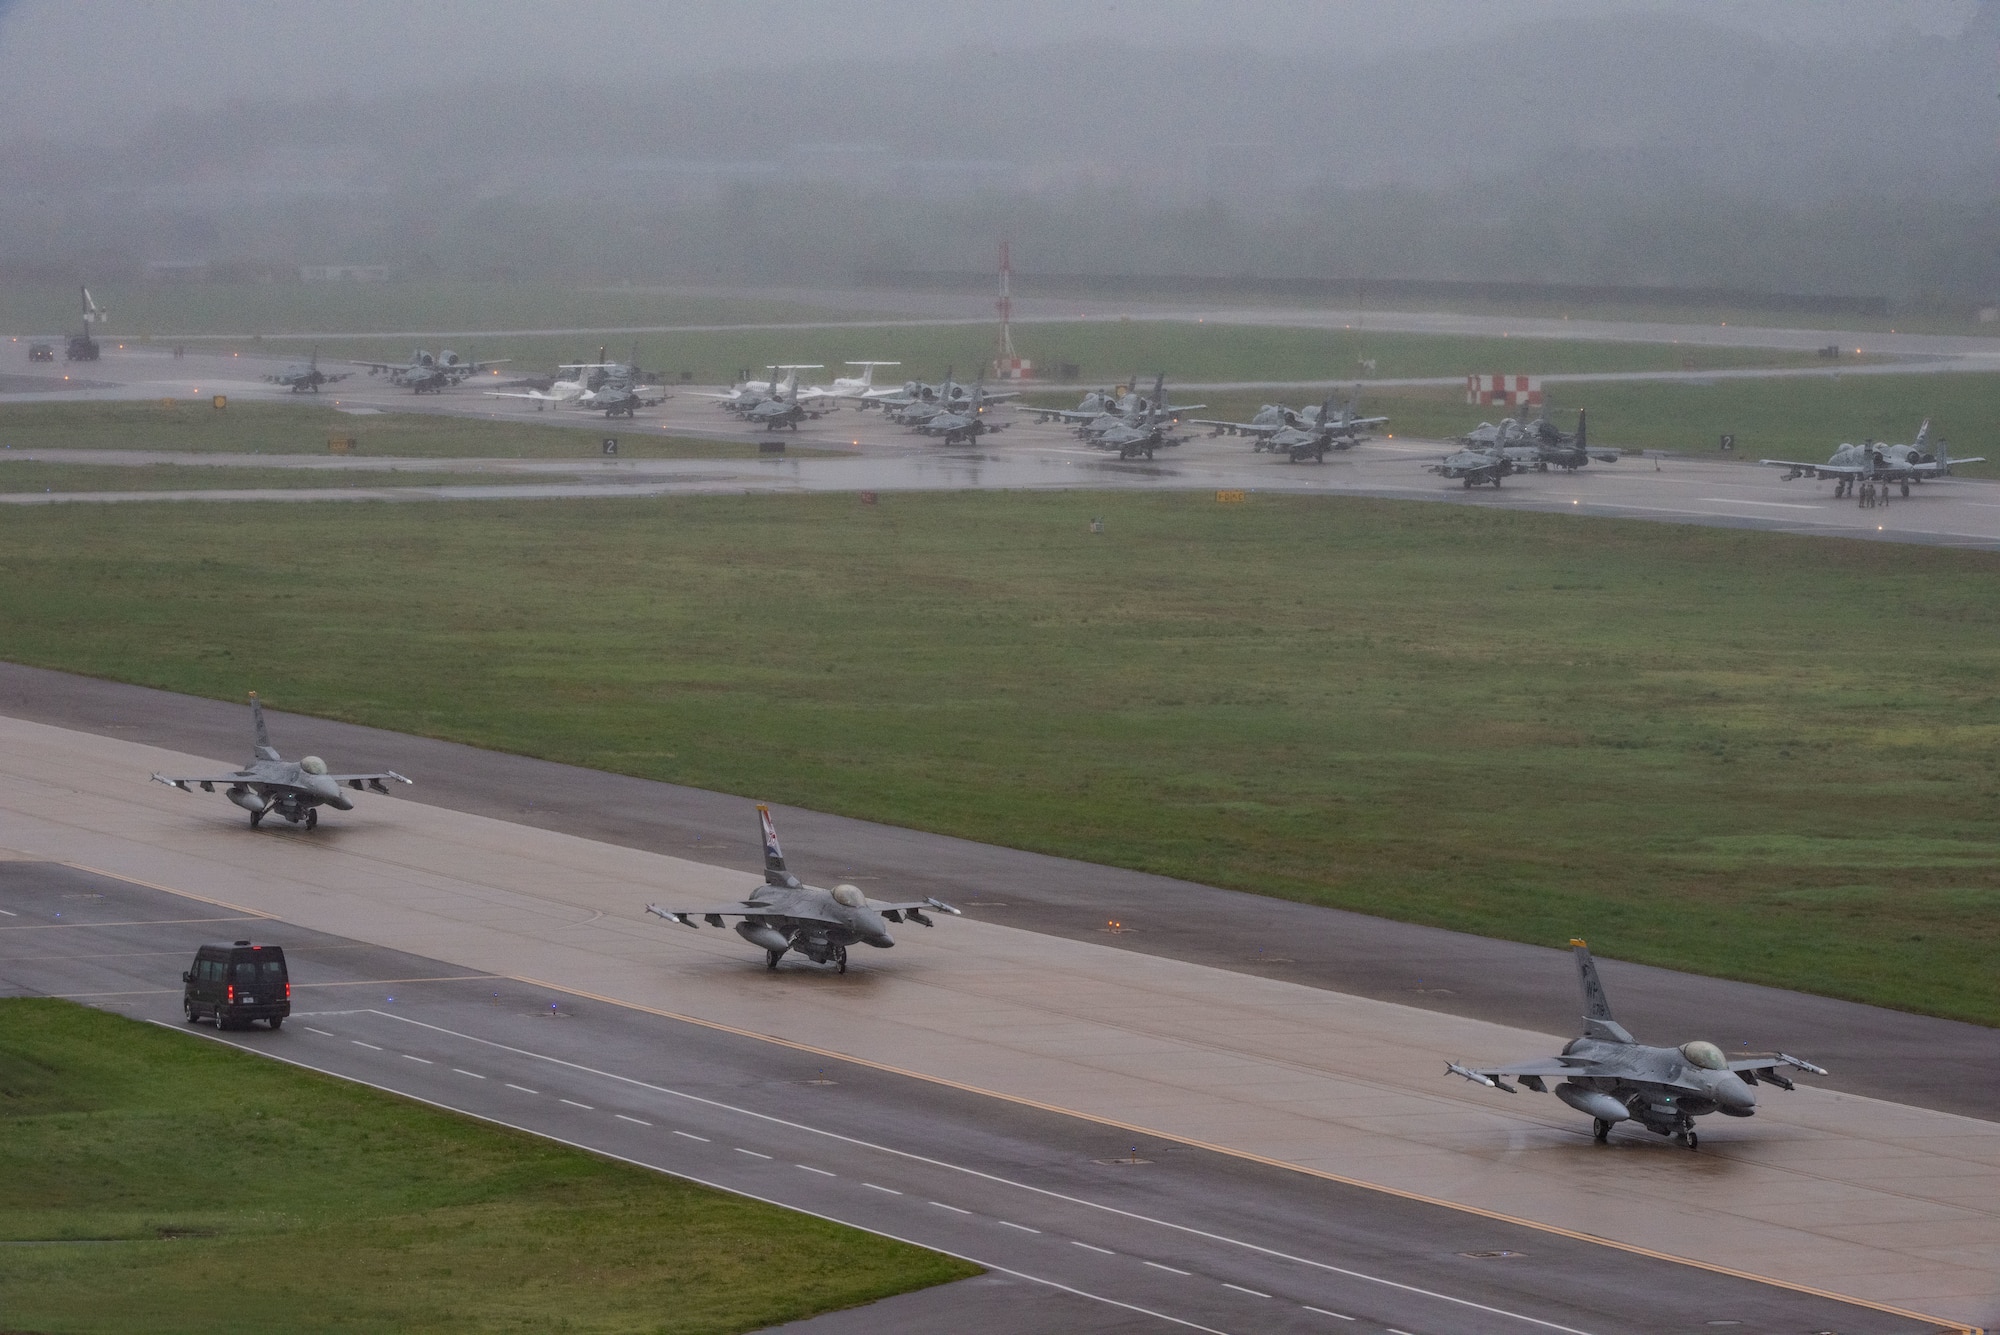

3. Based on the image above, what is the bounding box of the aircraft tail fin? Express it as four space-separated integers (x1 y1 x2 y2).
1571 938 1634 1043
249 692 280 761
757 803 793 885
1914 418 1931 454
1575 409 1586 452
1150 372 1166 425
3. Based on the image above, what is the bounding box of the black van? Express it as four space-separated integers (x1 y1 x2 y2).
183 940 290 1030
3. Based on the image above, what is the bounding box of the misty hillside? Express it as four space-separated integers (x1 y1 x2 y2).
3 9 1996 301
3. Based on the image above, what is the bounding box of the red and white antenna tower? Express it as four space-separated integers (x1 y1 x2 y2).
992 240 1032 380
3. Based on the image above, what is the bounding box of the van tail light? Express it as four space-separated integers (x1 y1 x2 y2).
284 982 291 999
227 984 235 1003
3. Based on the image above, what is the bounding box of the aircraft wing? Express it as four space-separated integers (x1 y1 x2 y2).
1759 458 1856 478
870 896 963 924
1725 1052 1827 1083
1337 415 1390 429
1917 456 1985 472
646 902 777 927
151 770 256 792
348 360 412 373
484 390 556 402
1031 407 1104 423
322 771 414 792
1189 418 1282 437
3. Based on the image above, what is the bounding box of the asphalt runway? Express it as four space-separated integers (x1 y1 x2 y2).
1 706 1996 1329
0 863 1946 1335
3 660 1995 1124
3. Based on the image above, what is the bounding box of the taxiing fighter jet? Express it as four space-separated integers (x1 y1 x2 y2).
914 380 1010 445
647 804 960 973
264 347 351 394
151 693 412 830
351 349 509 392
1761 420 1981 498
1427 441 1516 488
1446 938 1826 1149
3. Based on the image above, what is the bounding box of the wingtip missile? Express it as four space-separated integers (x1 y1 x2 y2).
1446 1060 1512 1090
150 773 189 792
1776 1052 1829 1077
644 904 698 928
926 897 963 916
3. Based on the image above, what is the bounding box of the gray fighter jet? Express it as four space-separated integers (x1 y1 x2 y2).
351 349 509 392
1446 939 1826 1149
1428 441 1515 487
1761 420 1982 498
915 380 1010 444
647 804 960 973
263 347 350 394
151 693 412 830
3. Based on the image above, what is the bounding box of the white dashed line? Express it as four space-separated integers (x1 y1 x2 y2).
559 1099 593 1110
1143 1261 1191 1275
863 1183 901 1195
452 1068 484 1079
0 908 17 916
672 1131 710 1142
1387 1329 1417 1335
1303 1307 1355 1320
998 1220 1040 1233
402 1054 432 1064
505 1083 538 1094
930 1201 972 1214
304 1026 334 1036
1223 1284 1270 1298
616 1115 651 1126
796 1164 835 1177
350 1040 381 1050
1071 1241 1115 1255
734 1148 772 1159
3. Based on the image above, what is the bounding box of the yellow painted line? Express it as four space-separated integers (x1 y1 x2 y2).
518 973 1983 1335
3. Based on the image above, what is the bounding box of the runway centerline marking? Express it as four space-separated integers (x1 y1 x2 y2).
999 1220 1039 1233
616 1114 651 1126
931 1201 972 1214
304 1026 334 1036
797 1164 836 1177
735 1148 772 1160
1303 1307 1355 1320
403 1054 432 1064
379 1004 1611 1334
1146 1261 1192 1275
142 1018 1237 1335
504 1083 538 1094
1223 1283 1270 1298
1072 1240 1115 1255
863 1183 901 1195
1698 498 1824 509
673 1130 710 1142
559 1099 593 1110
350 1040 381 1051
453 1068 484 1078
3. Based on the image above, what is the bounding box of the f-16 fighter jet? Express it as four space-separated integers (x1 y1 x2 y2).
647 804 960 973
263 347 350 394
151 693 412 830
915 380 1010 445
1446 939 1826 1149
1761 420 1982 498
1427 441 1515 487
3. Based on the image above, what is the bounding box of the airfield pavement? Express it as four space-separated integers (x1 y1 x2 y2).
1 705 1995 1332
6 345 2000 551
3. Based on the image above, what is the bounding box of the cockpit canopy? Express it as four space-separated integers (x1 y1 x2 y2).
300 756 328 776
1680 1040 1726 1071
830 884 866 908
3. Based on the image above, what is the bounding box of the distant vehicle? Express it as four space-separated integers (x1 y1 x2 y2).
1447 938 1826 1149
1761 420 1982 498
27 342 53 362
263 346 350 394
65 286 104 361
914 379 1011 445
350 348 508 391
151 692 412 830
647 804 960 973
183 940 290 1030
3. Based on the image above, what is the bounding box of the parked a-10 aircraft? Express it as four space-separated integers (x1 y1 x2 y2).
264 347 350 394
647 804 960 972
151 693 412 830
1447 939 1826 1149
1761 420 1981 498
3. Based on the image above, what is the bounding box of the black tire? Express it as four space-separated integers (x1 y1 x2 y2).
305 809 318 830
1592 1118 1610 1143
184 999 199 1024
249 810 262 828
1685 1130 1699 1150
216 1012 233 1031
268 1016 283 1031
766 949 782 971
836 947 848 975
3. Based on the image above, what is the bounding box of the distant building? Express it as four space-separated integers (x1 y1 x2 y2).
301 264 390 283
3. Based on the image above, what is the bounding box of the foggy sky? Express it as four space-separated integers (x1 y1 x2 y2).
0 0 1977 145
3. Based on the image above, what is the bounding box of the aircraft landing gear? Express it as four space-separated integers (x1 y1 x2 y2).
1592 1118 1611 1143
765 949 784 971
1901 481 1911 497
305 809 318 831
249 809 263 828
834 946 848 975
1673 1126 1699 1150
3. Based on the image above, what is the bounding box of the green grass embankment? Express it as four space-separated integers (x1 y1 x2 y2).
0 999 973 1334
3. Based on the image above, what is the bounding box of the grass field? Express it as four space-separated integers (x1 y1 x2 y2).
1 493 1996 1025
276 323 1859 394
0 999 974 1334
1171 372 2000 473
0 282 834 341
0 401 833 461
